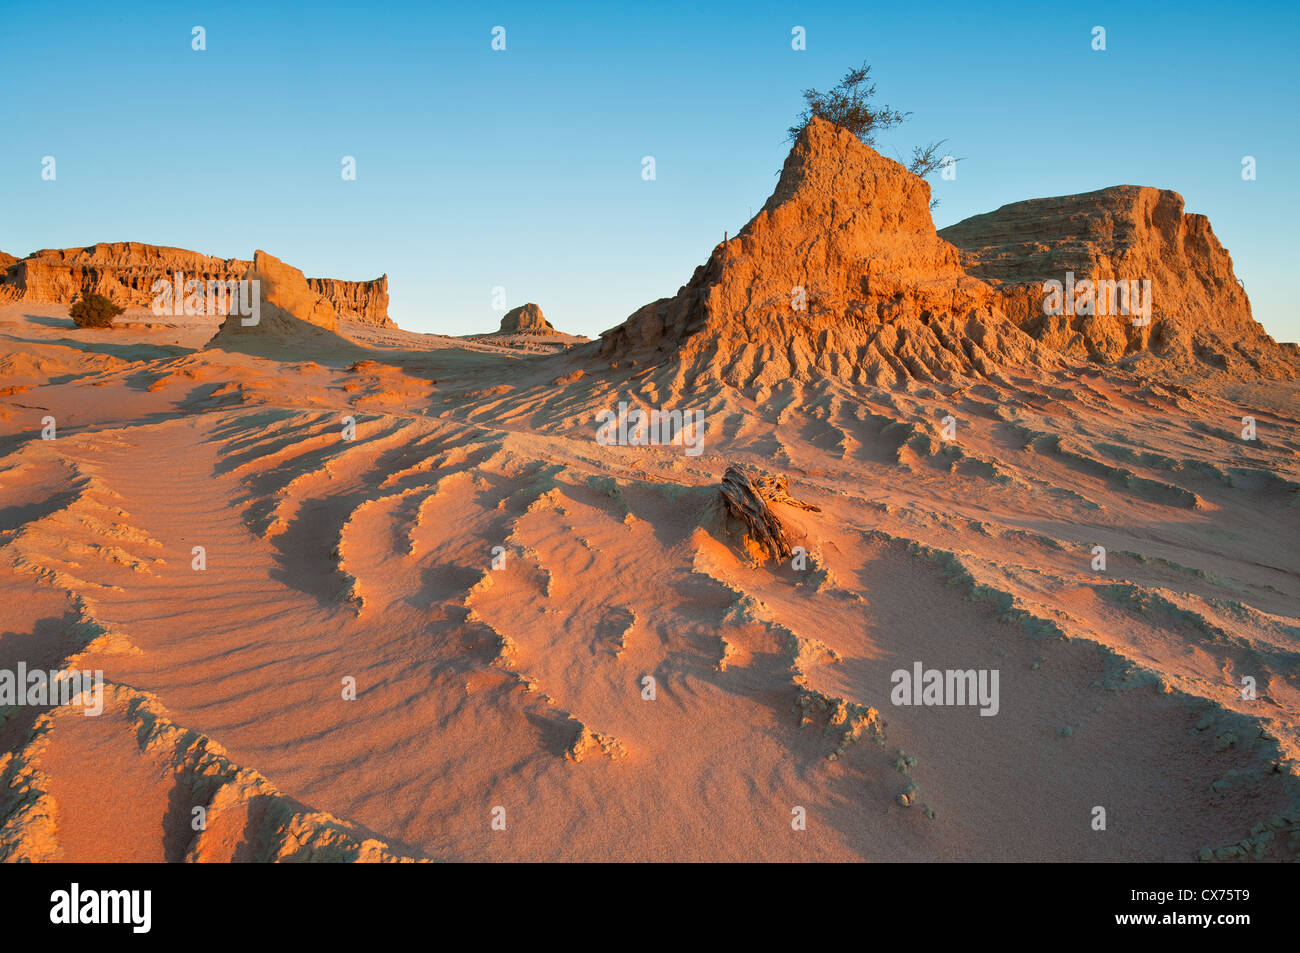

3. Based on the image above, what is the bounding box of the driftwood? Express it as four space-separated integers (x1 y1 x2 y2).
717 466 820 562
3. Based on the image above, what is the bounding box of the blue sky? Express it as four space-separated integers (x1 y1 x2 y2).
2 1 1296 342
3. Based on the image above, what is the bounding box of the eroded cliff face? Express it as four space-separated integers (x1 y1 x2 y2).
939 188 1295 378
0 242 393 328
1 243 250 306
306 275 391 327
598 117 1048 390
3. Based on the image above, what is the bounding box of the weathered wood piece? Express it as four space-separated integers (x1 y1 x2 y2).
717 466 820 562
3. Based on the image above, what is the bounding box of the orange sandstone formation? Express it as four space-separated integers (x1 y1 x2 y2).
0 242 392 328
600 120 1293 388
207 250 339 346
0 242 243 306
598 116 1049 389
498 303 557 335
306 275 391 327
939 187 1296 377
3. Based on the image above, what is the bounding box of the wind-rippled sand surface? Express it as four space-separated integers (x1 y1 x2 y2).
1 299 1296 862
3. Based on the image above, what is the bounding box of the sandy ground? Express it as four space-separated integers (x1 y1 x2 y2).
0 301 1297 862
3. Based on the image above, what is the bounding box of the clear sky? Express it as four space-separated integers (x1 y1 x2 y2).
2 1 1296 343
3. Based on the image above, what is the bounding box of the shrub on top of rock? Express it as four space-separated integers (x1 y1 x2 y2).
788 61 959 206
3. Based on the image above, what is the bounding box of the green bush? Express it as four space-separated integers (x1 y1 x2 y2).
69 290 125 328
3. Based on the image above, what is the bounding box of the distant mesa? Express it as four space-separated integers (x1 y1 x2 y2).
470 302 587 349
0 241 393 329
940 187 1296 378
499 302 558 335
597 116 1048 390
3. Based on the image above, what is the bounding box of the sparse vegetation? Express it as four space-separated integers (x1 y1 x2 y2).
69 289 125 328
788 61 962 207
788 62 903 147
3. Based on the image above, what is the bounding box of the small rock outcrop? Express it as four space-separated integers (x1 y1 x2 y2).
598 117 1047 390
499 303 557 335
0 242 393 327
939 187 1295 377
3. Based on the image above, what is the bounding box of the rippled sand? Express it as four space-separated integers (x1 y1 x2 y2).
0 302 1296 861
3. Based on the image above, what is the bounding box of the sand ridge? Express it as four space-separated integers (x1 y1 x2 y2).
0 296 1296 861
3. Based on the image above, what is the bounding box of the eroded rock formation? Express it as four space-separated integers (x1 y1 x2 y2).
939 187 1296 377
499 303 557 335
0 242 392 328
307 275 391 327
598 117 1049 390
0 243 243 306
206 250 339 347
